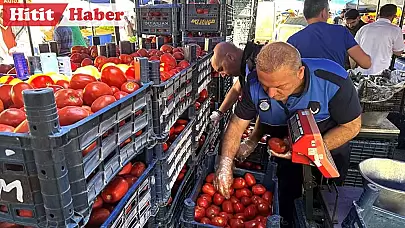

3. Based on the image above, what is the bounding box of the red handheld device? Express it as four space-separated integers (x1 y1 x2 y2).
287 109 340 178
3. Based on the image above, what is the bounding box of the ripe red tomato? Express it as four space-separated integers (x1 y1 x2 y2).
130 161 146 177
194 206 206 222
255 215 266 223
119 54 133 64
91 95 117 113
137 48 148 57
232 177 247 190
202 183 216 196
244 219 259 228
81 58 93 67
101 66 127 88
198 89 208 102
252 184 266 195
82 141 96 157
0 124 15 132
114 91 129 100
163 142 169 152
130 52 141 58
240 196 252 207
160 71 171 82
244 205 258 220
195 101 201 110
206 205 220 218
199 194 213 204
235 188 252 199
94 56 107 67
83 82 113 105
69 74 97 90
0 85 12 108
229 218 245 228
178 60 190 69
268 137 287 153
233 202 245 213
205 173 215 183
121 81 140 94
160 53 177 70
106 57 121 65
149 56 160 61
230 196 240 204
58 106 89 126
211 216 227 227
199 134 206 147
123 175 138 186
262 191 273 204
257 222 266 228
92 196 103 209
173 52 184 60
0 108 25 127
88 208 110 226
49 85 67 93
233 213 245 221
11 82 33 108
56 80 69 89
125 66 135 80
101 177 129 203
172 47 183 53
244 173 257 187
257 202 271 216
174 124 185 134
221 200 234 214
160 44 173 53
14 119 29 133
110 86 120 94
197 197 210 209
213 193 225 206
218 211 232 220
200 217 211 224
55 89 83 108
29 75 54 88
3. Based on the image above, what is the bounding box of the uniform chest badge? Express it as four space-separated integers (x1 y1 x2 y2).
308 101 321 115
259 99 270 111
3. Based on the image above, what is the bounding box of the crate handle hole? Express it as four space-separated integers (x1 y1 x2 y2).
41 170 46 175
33 125 37 131
5 163 24 172
69 209 72 214
49 213 54 218
61 166 65 171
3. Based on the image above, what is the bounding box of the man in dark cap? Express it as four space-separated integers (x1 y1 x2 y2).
345 9 367 36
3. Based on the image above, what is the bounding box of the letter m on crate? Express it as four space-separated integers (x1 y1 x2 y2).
0 179 23 203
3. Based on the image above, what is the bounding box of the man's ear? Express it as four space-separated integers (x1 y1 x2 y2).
297 66 305 80
227 53 235 61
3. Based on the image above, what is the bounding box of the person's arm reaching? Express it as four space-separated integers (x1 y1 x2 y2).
348 45 371 69
235 117 262 162
323 115 361 150
215 80 257 198
215 114 251 198
219 79 242 113
346 27 371 69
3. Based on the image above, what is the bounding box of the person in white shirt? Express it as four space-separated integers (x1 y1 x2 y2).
354 4 405 75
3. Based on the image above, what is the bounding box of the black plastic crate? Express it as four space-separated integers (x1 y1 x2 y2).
148 157 197 228
183 4 221 32
360 83 405 113
137 5 181 36
154 118 196 205
193 52 213 101
343 166 363 188
182 36 225 49
0 85 153 227
349 138 397 164
100 155 156 228
180 149 281 227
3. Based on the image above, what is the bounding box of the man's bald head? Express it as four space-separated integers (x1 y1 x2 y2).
255 42 305 103
211 42 243 77
256 42 302 73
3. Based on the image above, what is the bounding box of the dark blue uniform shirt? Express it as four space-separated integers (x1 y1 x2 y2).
287 22 358 67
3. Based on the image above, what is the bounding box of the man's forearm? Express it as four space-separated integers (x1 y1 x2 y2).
222 115 249 159
218 80 241 113
323 116 361 151
248 117 262 143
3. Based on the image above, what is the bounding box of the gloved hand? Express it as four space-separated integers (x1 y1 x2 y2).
269 138 292 159
210 110 223 126
235 139 258 162
213 156 233 199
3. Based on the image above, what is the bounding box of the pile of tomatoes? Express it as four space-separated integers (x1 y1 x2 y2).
0 65 142 133
195 89 209 111
163 119 189 152
88 161 147 227
194 172 273 227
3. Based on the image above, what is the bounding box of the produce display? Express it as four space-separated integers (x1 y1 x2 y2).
194 172 274 227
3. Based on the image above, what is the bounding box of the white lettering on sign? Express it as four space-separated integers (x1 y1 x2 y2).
5 149 15 156
0 179 23 203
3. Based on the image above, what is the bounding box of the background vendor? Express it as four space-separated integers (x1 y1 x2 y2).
214 42 362 227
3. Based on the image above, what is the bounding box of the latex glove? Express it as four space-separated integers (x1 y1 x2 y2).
235 139 258 162
210 110 223 126
214 156 233 199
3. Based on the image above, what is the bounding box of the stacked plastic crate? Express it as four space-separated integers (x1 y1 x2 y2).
233 0 257 48
180 0 234 48
134 0 182 46
0 76 156 227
